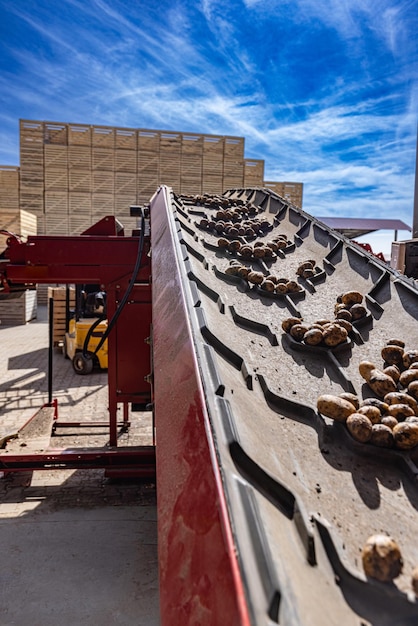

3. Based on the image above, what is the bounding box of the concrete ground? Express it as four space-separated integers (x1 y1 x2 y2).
0 304 160 625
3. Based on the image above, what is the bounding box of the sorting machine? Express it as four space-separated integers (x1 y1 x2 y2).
1 184 418 625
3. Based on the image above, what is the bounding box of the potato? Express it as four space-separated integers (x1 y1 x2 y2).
247 271 264 285
322 324 348 347
399 368 418 388
334 319 353 334
336 309 352 322
408 380 418 400
341 291 363 307
281 317 302 333
383 365 400 383
393 422 418 449
239 245 253 258
317 394 356 423
217 237 229 248
359 360 376 380
381 345 404 366
303 328 323 346
359 362 397 398
253 246 267 258
275 282 288 294
225 265 241 275
302 268 315 279
290 324 310 341
260 279 276 292
339 392 360 410
296 261 314 276
346 413 373 442
387 339 405 348
350 304 367 320
387 403 415 422
362 535 403 582
360 398 389 414
384 392 418 415
237 266 251 278
403 350 418 369
358 405 382 424
286 280 301 293
370 424 394 448
381 416 398 430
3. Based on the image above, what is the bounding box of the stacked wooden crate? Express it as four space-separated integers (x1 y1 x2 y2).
0 165 21 249
44 125 69 235
114 128 137 232
202 135 224 194
244 159 264 188
47 286 75 346
19 121 44 232
92 127 115 221
137 130 160 203
0 171 38 324
223 137 245 190
181 134 203 195
0 290 37 325
69 124 92 234
264 181 304 208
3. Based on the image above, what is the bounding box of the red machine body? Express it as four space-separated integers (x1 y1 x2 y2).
0 215 152 446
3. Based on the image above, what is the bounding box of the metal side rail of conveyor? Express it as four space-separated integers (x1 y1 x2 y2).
150 185 418 626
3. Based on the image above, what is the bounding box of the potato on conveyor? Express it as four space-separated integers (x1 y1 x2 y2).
384 392 418 414
381 345 404 366
399 368 418 388
341 291 363 307
358 405 381 424
381 416 398 430
317 394 356 423
408 380 418 400
387 403 415 422
339 392 360 410
247 271 264 285
290 324 310 341
281 317 302 333
359 361 397 398
360 398 389 414
386 338 405 348
346 413 373 442
382 365 400 383
303 328 323 346
362 534 403 582
322 324 348 346
349 304 367 320
393 422 418 449
403 350 418 369
217 238 229 248
370 424 394 448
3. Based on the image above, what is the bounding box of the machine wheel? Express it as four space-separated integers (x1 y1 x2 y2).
72 352 94 375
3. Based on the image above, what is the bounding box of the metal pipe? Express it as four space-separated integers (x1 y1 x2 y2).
48 297 53 405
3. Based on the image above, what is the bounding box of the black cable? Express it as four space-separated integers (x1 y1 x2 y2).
86 210 146 359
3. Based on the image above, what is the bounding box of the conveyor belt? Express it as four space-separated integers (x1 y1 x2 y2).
151 186 418 626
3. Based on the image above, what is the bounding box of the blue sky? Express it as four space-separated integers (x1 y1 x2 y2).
0 0 417 255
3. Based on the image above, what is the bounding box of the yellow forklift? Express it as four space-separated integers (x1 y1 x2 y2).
62 286 108 375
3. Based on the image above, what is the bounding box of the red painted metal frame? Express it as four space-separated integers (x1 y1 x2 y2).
151 187 251 626
1 216 152 447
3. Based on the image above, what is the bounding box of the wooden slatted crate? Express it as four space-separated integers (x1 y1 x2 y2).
68 124 91 146
115 128 137 150
47 286 75 345
244 159 264 186
0 289 37 325
0 209 37 250
92 126 115 148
